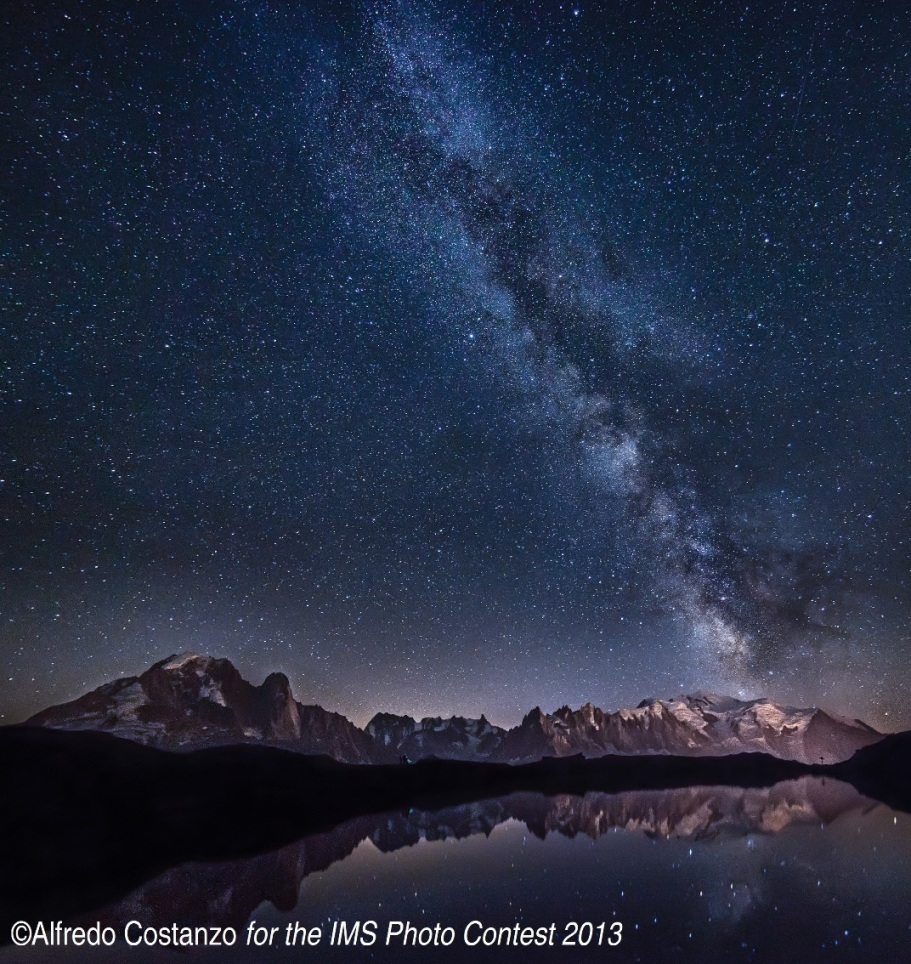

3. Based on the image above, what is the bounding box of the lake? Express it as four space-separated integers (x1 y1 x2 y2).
2 777 909 963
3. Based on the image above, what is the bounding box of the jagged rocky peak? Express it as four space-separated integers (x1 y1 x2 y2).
26 653 380 763
365 713 417 746
367 711 507 760
495 692 882 765
261 670 293 694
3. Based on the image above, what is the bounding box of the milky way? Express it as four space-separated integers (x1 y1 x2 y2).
2 0 909 726
311 3 900 689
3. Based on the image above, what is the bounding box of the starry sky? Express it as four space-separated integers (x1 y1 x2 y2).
2 0 909 729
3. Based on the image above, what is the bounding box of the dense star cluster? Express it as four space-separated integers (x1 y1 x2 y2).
1 0 908 727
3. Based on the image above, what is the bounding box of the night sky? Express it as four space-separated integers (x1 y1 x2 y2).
2 0 909 729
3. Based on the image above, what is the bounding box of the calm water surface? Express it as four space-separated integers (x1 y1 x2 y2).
3 778 909 963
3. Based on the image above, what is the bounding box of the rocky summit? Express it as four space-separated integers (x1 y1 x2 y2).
367 712 506 761
26 653 380 763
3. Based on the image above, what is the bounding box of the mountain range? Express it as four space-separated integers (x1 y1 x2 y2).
25 652 882 765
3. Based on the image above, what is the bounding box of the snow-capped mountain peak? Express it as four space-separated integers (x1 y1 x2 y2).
496 692 880 764
27 653 378 762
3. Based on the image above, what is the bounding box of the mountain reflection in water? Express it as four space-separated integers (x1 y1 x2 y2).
5 777 909 964
89 777 870 928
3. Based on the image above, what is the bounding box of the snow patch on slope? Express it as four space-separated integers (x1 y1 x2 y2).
160 653 206 671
